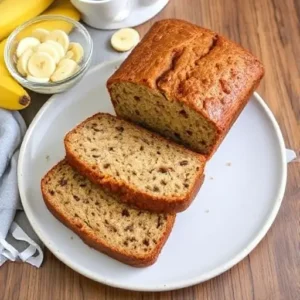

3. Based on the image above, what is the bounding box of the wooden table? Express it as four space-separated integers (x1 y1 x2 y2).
1 0 299 299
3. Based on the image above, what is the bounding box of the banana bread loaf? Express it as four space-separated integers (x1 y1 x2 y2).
107 19 264 158
64 113 206 213
41 160 175 267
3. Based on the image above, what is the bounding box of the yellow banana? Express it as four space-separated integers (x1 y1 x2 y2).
0 39 30 110
0 40 7 73
45 0 81 21
18 0 81 39
0 75 31 110
0 0 55 41
0 39 10 77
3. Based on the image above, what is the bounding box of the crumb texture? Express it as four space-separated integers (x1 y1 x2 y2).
42 161 174 260
65 113 205 200
107 19 264 155
110 82 216 154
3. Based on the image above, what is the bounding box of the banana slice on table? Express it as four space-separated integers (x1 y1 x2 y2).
66 42 84 63
45 40 65 58
46 30 69 52
27 75 49 83
17 48 33 76
111 28 140 52
16 37 40 57
31 28 50 42
36 42 60 64
50 58 77 82
27 52 56 78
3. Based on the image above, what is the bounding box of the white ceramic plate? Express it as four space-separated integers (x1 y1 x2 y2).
18 59 287 292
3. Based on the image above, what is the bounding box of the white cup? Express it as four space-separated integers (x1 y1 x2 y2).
70 0 133 29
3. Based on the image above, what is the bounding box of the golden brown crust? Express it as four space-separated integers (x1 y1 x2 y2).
41 160 176 268
64 113 206 214
206 77 262 158
107 19 264 158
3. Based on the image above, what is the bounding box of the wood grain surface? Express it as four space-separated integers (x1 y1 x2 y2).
1 0 300 299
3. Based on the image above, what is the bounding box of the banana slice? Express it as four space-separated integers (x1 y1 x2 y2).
66 42 84 63
45 40 65 59
16 37 40 57
65 51 73 59
36 42 60 64
27 75 49 83
111 28 140 52
46 30 69 52
27 52 56 78
50 58 78 82
16 48 33 76
31 29 50 43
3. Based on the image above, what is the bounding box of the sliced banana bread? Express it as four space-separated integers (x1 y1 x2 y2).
41 160 175 267
64 113 206 213
107 19 264 158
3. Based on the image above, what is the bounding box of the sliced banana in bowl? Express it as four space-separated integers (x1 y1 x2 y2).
51 58 78 82
27 52 56 79
45 30 70 52
5 15 93 94
66 42 84 63
14 29 85 84
35 42 61 64
45 40 65 59
31 29 50 43
17 48 34 76
16 37 40 57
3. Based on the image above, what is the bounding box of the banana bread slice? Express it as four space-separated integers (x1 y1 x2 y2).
64 113 206 213
107 19 264 158
41 160 175 267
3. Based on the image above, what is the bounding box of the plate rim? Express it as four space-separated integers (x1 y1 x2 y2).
18 59 287 292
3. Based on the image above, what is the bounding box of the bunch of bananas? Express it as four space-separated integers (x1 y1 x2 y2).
0 0 81 110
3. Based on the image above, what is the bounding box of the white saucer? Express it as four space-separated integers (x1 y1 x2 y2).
82 0 169 30
18 59 287 291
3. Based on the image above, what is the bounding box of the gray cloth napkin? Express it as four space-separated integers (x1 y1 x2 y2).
0 109 43 267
